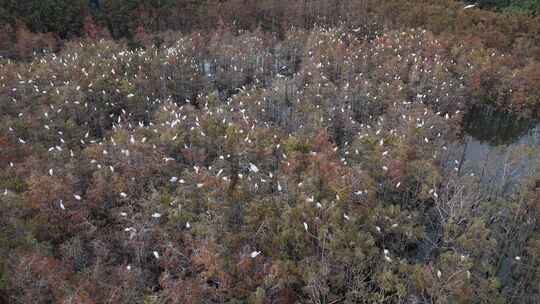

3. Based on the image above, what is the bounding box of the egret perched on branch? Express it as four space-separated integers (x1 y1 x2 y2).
249 163 259 173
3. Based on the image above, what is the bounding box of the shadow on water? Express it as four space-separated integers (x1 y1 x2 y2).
463 106 538 146
457 106 539 193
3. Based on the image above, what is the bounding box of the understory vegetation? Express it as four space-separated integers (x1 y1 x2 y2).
1 1 540 304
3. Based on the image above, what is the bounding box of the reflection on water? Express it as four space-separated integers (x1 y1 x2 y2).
457 106 539 193
463 106 538 146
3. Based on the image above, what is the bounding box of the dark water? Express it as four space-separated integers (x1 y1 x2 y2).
463 106 539 147
457 107 539 192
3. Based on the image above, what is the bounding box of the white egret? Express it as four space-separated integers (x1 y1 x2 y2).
249 163 259 173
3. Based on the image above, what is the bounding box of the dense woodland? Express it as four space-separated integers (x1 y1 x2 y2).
1 1 540 303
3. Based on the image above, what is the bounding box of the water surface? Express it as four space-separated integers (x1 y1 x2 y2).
458 107 539 192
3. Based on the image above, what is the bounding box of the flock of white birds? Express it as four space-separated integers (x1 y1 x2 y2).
1 23 507 272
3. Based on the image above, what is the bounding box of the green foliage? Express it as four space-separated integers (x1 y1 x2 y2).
2 0 87 38
469 0 540 15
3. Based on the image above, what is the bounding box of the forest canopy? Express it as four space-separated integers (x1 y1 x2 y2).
1 1 540 48
0 1 539 304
